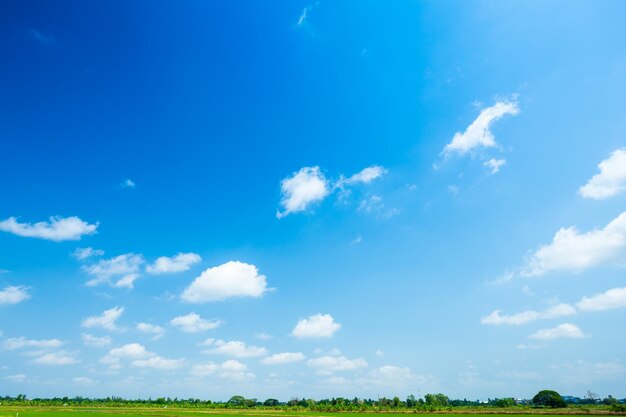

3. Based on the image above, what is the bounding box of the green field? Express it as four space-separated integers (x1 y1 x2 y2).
0 407 624 417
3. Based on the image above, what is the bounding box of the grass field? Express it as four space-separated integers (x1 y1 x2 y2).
0 407 624 417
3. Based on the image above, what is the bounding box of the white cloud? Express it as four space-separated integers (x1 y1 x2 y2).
5 374 27 382
292 313 341 338
484 158 506 174
136 323 165 340
296 3 316 26
579 148 626 199
357 195 399 220
277 166 330 218
170 313 220 333
0 216 98 241
132 355 185 370
577 286 626 312
201 339 267 358
32 351 79 366
529 323 586 340
81 333 111 348
0 285 30 305
190 360 255 381
307 355 368 374
481 303 576 325
72 247 104 261
442 100 519 156
84 254 144 288
181 261 269 303
3 337 63 350
146 252 201 274
341 165 387 186
357 365 429 390
261 352 306 365
100 343 153 368
121 179 136 188
73 376 97 386
254 332 272 340
81 306 124 331
521 212 626 276
113 274 140 289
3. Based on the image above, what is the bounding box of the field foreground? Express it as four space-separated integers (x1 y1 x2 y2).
0 407 625 417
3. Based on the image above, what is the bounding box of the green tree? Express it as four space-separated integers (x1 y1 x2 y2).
532 390 566 408
263 399 279 406
493 398 516 407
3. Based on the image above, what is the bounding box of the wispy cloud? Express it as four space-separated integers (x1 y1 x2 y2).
442 100 519 157
529 323 586 340
0 285 31 306
484 158 506 174
0 216 98 241
261 352 305 365
81 306 124 331
83 253 144 288
146 252 201 274
73 247 104 261
170 313 221 333
296 3 318 27
29 28 56 46
481 303 576 325
120 179 136 189
201 339 267 358
277 165 387 218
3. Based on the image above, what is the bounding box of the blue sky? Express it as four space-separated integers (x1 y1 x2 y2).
1 0 626 401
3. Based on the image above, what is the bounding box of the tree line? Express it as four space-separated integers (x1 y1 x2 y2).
1 390 624 411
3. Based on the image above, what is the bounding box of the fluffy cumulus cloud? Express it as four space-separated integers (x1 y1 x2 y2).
0 285 30 305
201 339 267 358
190 360 255 381
483 158 507 174
521 212 626 276
579 148 626 199
0 216 98 241
529 323 586 340
481 303 576 325
83 254 144 288
181 261 269 303
577 287 626 312
277 166 330 218
291 313 341 338
261 352 306 365
170 313 220 333
82 333 112 348
81 306 124 331
72 247 104 261
3 337 63 350
100 343 157 369
442 100 519 156
146 252 201 274
307 355 368 374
